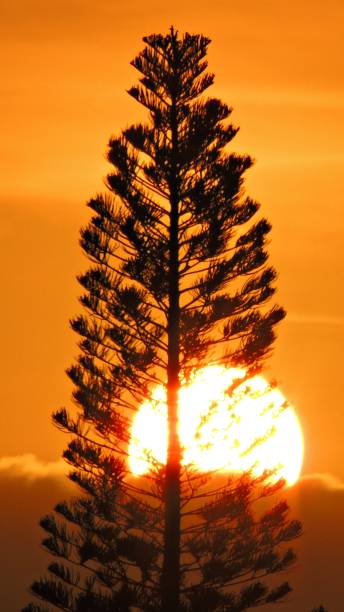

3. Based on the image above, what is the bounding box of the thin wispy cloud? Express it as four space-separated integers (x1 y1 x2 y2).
299 472 344 491
220 86 344 111
287 312 344 326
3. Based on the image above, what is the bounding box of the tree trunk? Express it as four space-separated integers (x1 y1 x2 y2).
161 86 181 611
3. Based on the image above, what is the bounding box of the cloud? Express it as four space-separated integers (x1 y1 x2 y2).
298 472 344 490
226 87 344 111
1 459 343 612
279 473 344 612
0 453 67 480
286 312 344 327
0 454 73 611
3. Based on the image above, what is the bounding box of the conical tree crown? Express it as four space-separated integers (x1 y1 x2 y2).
78 27 284 393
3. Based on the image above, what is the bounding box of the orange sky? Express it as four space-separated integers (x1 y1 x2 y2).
1 1 344 610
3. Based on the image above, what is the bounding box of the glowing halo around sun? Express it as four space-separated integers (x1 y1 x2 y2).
128 366 303 486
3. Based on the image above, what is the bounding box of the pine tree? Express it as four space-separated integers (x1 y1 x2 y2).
24 29 301 612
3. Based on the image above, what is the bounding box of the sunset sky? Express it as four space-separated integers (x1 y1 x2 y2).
1 1 344 610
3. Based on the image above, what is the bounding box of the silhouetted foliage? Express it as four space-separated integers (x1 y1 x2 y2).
24 28 301 612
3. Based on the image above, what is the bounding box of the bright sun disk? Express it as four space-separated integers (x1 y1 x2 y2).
129 366 303 486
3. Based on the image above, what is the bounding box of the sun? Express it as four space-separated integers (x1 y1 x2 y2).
128 366 303 486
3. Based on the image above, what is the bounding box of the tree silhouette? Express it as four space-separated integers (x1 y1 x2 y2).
24 28 301 612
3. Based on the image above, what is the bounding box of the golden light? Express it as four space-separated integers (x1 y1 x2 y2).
129 366 303 486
